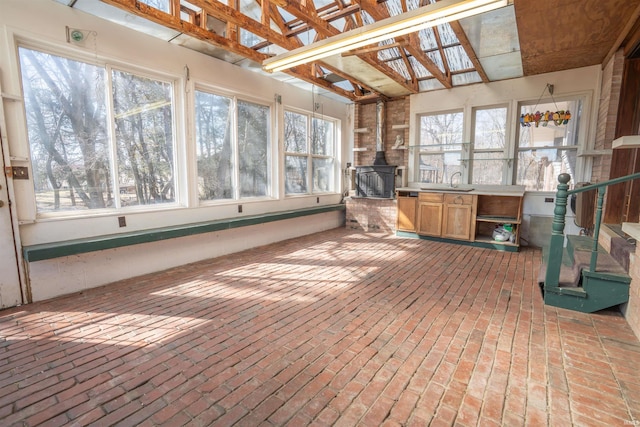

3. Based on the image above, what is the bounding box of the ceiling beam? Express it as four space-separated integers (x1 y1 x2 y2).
281 0 417 94
99 0 356 100
448 20 490 83
355 0 447 89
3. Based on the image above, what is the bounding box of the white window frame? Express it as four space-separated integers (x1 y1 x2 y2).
415 109 466 185
194 84 274 204
283 107 340 196
469 105 510 185
16 42 183 219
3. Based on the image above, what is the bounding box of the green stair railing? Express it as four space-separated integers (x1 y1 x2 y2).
544 172 640 290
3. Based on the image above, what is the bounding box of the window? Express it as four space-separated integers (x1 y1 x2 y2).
284 111 337 195
471 107 507 185
19 47 176 214
238 100 270 198
417 111 464 184
195 90 271 201
195 91 233 200
516 99 582 191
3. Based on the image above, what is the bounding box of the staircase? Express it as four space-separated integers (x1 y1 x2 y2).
541 173 639 313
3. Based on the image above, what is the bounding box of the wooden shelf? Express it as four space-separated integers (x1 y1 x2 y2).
476 215 519 224
474 235 518 247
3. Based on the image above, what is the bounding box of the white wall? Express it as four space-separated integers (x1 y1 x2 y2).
0 0 350 302
409 66 603 246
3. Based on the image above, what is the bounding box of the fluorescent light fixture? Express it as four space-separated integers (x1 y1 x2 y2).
263 0 508 73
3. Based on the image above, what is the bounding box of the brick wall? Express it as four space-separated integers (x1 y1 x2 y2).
626 247 640 339
345 198 397 233
353 98 409 168
348 98 410 235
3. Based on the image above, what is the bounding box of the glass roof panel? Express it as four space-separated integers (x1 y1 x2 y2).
452 72 483 86
445 46 473 72
139 0 169 13
419 79 446 91
406 0 420 11
387 59 411 80
378 39 401 61
418 28 438 51
240 0 261 21
436 23 458 46
426 50 444 71
385 0 403 16
330 17 346 32
409 56 432 78
278 7 295 22
361 10 375 25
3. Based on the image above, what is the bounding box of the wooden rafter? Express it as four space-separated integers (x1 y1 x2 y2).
448 21 490 83
280 0 417 94
99 0 356 100
355 0 448 89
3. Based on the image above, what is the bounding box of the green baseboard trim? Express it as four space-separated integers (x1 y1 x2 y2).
395 231 519 252
24 204 346 262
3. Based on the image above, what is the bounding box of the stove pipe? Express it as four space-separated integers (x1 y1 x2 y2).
373 100 387 165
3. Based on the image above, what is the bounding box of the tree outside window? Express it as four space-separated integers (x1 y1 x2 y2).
516 99 581 191
284 111 336 195
19 47 176 213
417 111 464 184
471 107 507 185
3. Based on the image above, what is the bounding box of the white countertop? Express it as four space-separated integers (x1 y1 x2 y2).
622 222 640 241
396 184 526 197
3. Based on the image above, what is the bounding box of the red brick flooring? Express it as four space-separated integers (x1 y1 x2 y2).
1 228 640 426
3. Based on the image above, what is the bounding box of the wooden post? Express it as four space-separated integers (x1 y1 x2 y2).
589 187 606 272
544 173 570 289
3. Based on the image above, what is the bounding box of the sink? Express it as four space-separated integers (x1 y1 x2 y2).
420 187 474 192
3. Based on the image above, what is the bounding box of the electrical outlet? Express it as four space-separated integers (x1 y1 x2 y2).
238 204 242 213
118 216 126 227
544 197 554 203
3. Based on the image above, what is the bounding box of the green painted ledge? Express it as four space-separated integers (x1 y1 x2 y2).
23 204 346 262
396 231 519 253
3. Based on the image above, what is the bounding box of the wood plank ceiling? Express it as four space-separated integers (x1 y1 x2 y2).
64 0 640 102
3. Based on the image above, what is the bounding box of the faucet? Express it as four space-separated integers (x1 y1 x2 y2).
450 171 462 188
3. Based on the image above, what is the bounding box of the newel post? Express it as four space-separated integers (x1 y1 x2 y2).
544 173 571 289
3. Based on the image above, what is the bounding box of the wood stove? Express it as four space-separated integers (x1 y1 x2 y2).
355 165 396 198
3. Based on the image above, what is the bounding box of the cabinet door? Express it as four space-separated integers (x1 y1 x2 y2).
417 202 443 236
397 197 417 232
443 204 473 240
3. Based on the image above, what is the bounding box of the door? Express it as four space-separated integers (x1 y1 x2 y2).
0 94 25 308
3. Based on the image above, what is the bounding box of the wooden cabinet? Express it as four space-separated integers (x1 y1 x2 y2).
396 188 524 250
396 194 418 232
417 192 443 236
474 194 523 247
442 194 476 241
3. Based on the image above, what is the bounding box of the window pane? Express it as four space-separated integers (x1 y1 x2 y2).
19 47 113 213
419 112 463 151
195 91 233 200
238 100 270 197
312 118 334 156
313 158 334 192
474 107 506 149
285 155 308 194
516 149 577 191
284 111 307 153
472 107 506 185
419 153 461 184
472 153 504 185
113 71 175 206
518 100 581 148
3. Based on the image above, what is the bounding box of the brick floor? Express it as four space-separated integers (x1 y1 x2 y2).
1 228 640 426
